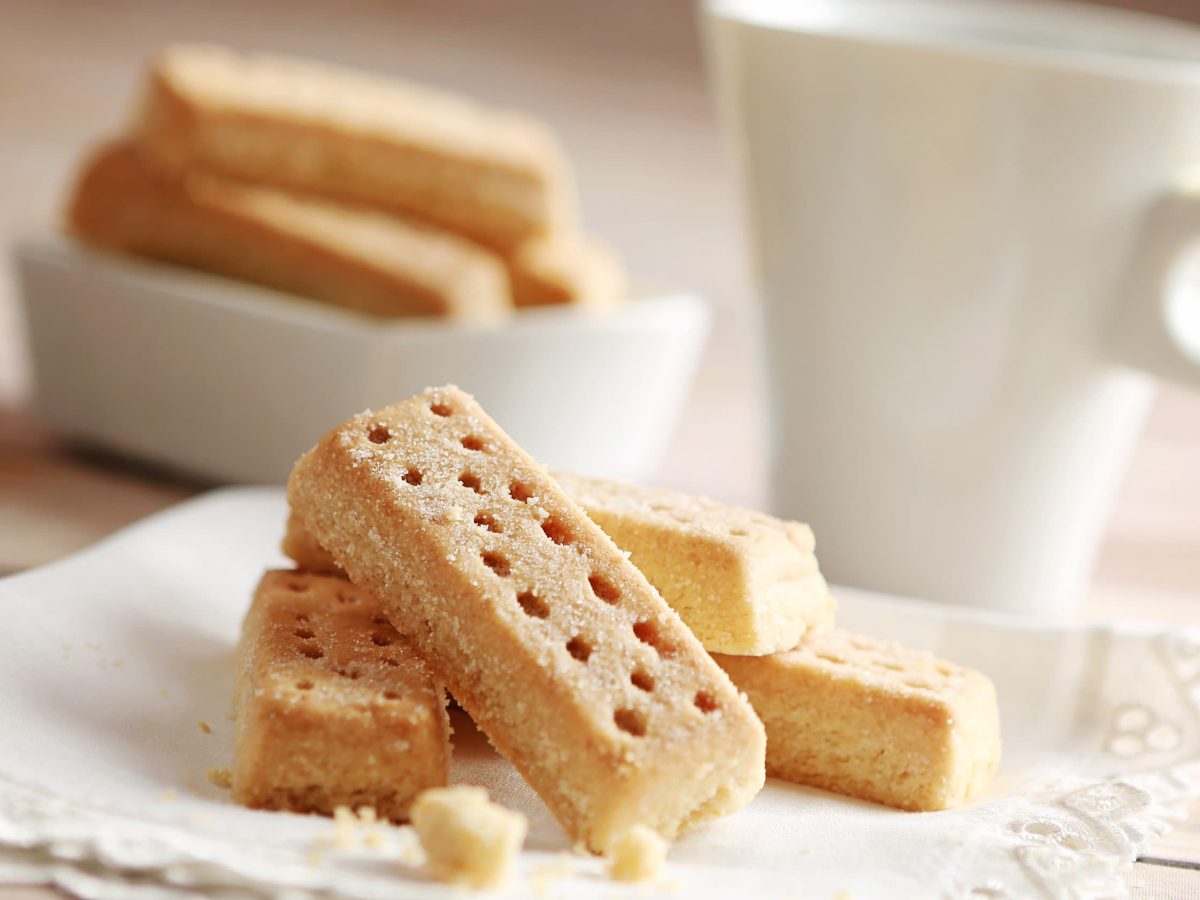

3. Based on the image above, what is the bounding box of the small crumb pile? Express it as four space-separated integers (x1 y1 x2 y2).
324 805 391 850
310 805 399 866
411 786 527 889
606 824 669 883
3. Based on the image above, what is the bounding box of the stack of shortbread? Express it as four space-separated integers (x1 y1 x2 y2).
233 386 1001 885
65 45 625 321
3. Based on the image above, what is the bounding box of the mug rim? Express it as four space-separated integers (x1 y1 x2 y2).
704 0 1200 85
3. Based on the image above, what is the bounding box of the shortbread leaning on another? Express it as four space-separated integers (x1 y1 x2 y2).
714 630 1001 811
232 570 451 820
554 471 835 655
288 385 766 852
68 141 510 321
283 473 833 655
136 44 576 251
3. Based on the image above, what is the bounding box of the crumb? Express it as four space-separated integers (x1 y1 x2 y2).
606 825 668 883
320 805 386 850
112 659 124 669
329 804 359 849
531 853 575 896
206 767 232 789
396 826 425 866
198 720 212 734
159 687 171 700
364 830 390 849
411 786 527 889
158 788 177 801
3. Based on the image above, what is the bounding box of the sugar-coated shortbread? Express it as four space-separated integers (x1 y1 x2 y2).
69 142 510 321
281 510 341 576
714 630 1001 811
137 44 576 251
283 472 832 655
411 786 527 889
554 471 835 655
232 570 450 820
288 385 765 852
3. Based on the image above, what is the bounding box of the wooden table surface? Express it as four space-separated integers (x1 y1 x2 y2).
1 1 1198 897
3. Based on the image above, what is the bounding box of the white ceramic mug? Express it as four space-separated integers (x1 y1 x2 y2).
705 0 1200 614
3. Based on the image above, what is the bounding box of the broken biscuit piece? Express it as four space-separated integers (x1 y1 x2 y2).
232 570 450 820
714 630 1001 811
607 824 669 883
554 471 835 655
411 786 527 889
287 385 765 852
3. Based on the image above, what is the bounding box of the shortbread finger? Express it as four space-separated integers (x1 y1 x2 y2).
284 476 832 655
508 233 626 309
68 141 509 321
282 511 341 576
714 630 1001 811
288 386 765 852
553 472 835 655
137 44 576 251
232 570 450 820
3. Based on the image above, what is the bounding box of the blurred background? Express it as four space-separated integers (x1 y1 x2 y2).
1 3 1199 894
0 0 1197 622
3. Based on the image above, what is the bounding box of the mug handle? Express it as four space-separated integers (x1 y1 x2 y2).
1108 187 1200 387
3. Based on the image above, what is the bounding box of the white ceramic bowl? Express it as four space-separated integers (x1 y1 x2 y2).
15 237 710 484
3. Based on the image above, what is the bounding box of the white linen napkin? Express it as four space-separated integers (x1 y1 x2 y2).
0 487 1195 899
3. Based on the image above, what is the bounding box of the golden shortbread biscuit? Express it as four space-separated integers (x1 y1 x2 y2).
68 141 510 321
136 44 576 251
282 510 341 576
283 473 832 655
508 232 626 309
287 386 765 852
553 471 835 655
714 630 1001 811
232 570 450 820
411 786 527 889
